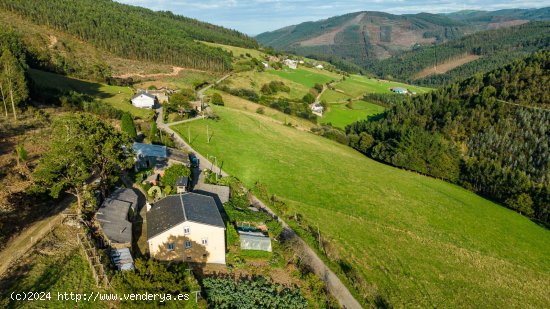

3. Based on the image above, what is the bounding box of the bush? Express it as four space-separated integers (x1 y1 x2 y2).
211 92 224 106
256 107 265 114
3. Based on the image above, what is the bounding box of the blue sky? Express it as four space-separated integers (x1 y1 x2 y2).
116 0 550 35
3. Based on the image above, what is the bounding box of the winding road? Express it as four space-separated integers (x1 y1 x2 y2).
155 92 362 308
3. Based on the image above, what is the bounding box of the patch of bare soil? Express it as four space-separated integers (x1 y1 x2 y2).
47 35 58 48
0 114 54 250
414 54 481 79
300 13 366 47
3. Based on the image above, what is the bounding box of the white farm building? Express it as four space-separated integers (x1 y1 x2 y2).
131 92 157 109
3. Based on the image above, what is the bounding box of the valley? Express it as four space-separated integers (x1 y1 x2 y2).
1 1 549 308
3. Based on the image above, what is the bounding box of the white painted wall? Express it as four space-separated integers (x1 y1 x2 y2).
131 94 156 109
148 221 225 264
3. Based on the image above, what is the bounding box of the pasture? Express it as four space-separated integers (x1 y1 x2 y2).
334 75 431 97
171 106 550 308
322 100 384 128
267 67 340 88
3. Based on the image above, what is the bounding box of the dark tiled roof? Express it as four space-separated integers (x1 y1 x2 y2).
133 142 167 158
147 193 224 240
193 183 230 205
176 176 189 187
96 201 132 244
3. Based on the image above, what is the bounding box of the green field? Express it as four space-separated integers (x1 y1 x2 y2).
319 89 352 103
172 106 550 308
322 100 385 128
335 75 431 97
268 67 340 88
29 69 154 119
222 70 310 101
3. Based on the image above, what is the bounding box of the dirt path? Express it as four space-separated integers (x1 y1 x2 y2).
414 54 481 79
157 107 362 309
113 66 209 79
0 196 73 277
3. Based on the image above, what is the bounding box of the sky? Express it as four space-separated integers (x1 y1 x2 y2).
116 0 550 35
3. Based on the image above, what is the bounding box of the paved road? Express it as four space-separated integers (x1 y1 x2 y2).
156 107 362 309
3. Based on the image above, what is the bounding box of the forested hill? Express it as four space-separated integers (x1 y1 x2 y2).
256 8 550 73
0 0 258 72
256 11 468 68
346 51 550 224
372 22 550 86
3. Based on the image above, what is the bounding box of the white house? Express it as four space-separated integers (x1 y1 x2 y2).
310 102 324 116
283 59 298 69
147 193 226 264
315 64 324 69
261 61 269 69
131 92 157 109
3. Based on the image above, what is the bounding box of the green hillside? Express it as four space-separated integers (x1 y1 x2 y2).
0 0 257 72
348 51 550 224
171 106 550 308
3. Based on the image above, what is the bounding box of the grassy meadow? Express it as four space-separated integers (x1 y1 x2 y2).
322 100 385 128
172 106 550 308
221 70 310 101
335 75 431 97
201 41 266 60
29 69 153 119
267 67 340 88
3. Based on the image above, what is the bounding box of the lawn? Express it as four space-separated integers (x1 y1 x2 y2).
335 75 432 97
267 67 340 88
319 89 351 103
171 106 550 308
322 100 385 128
29 69 154 119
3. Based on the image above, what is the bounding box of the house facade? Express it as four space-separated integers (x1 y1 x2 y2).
147 193 226 264
283 59 298 69
131 92 157 109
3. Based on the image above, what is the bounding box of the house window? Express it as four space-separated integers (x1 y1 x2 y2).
184 227 191 235
201 238 208 245
185 240 192 249
167 243 175 251
186 256 192 261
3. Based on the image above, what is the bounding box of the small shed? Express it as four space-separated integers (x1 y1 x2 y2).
193 183 230 211
239 231 272 252
111 247 134 271
176 176 189 193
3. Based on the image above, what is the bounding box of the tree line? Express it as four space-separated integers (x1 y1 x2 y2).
345 51 550 223
0 0 258 72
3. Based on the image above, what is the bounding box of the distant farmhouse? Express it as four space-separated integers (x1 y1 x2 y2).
147 193 226 264
310 102 324 116
315 64 324 69
131 91 157 109
390 87 408 94
283 59 298 69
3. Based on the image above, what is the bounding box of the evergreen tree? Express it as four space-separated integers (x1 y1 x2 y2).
0 48 28 120
121 112 137 139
